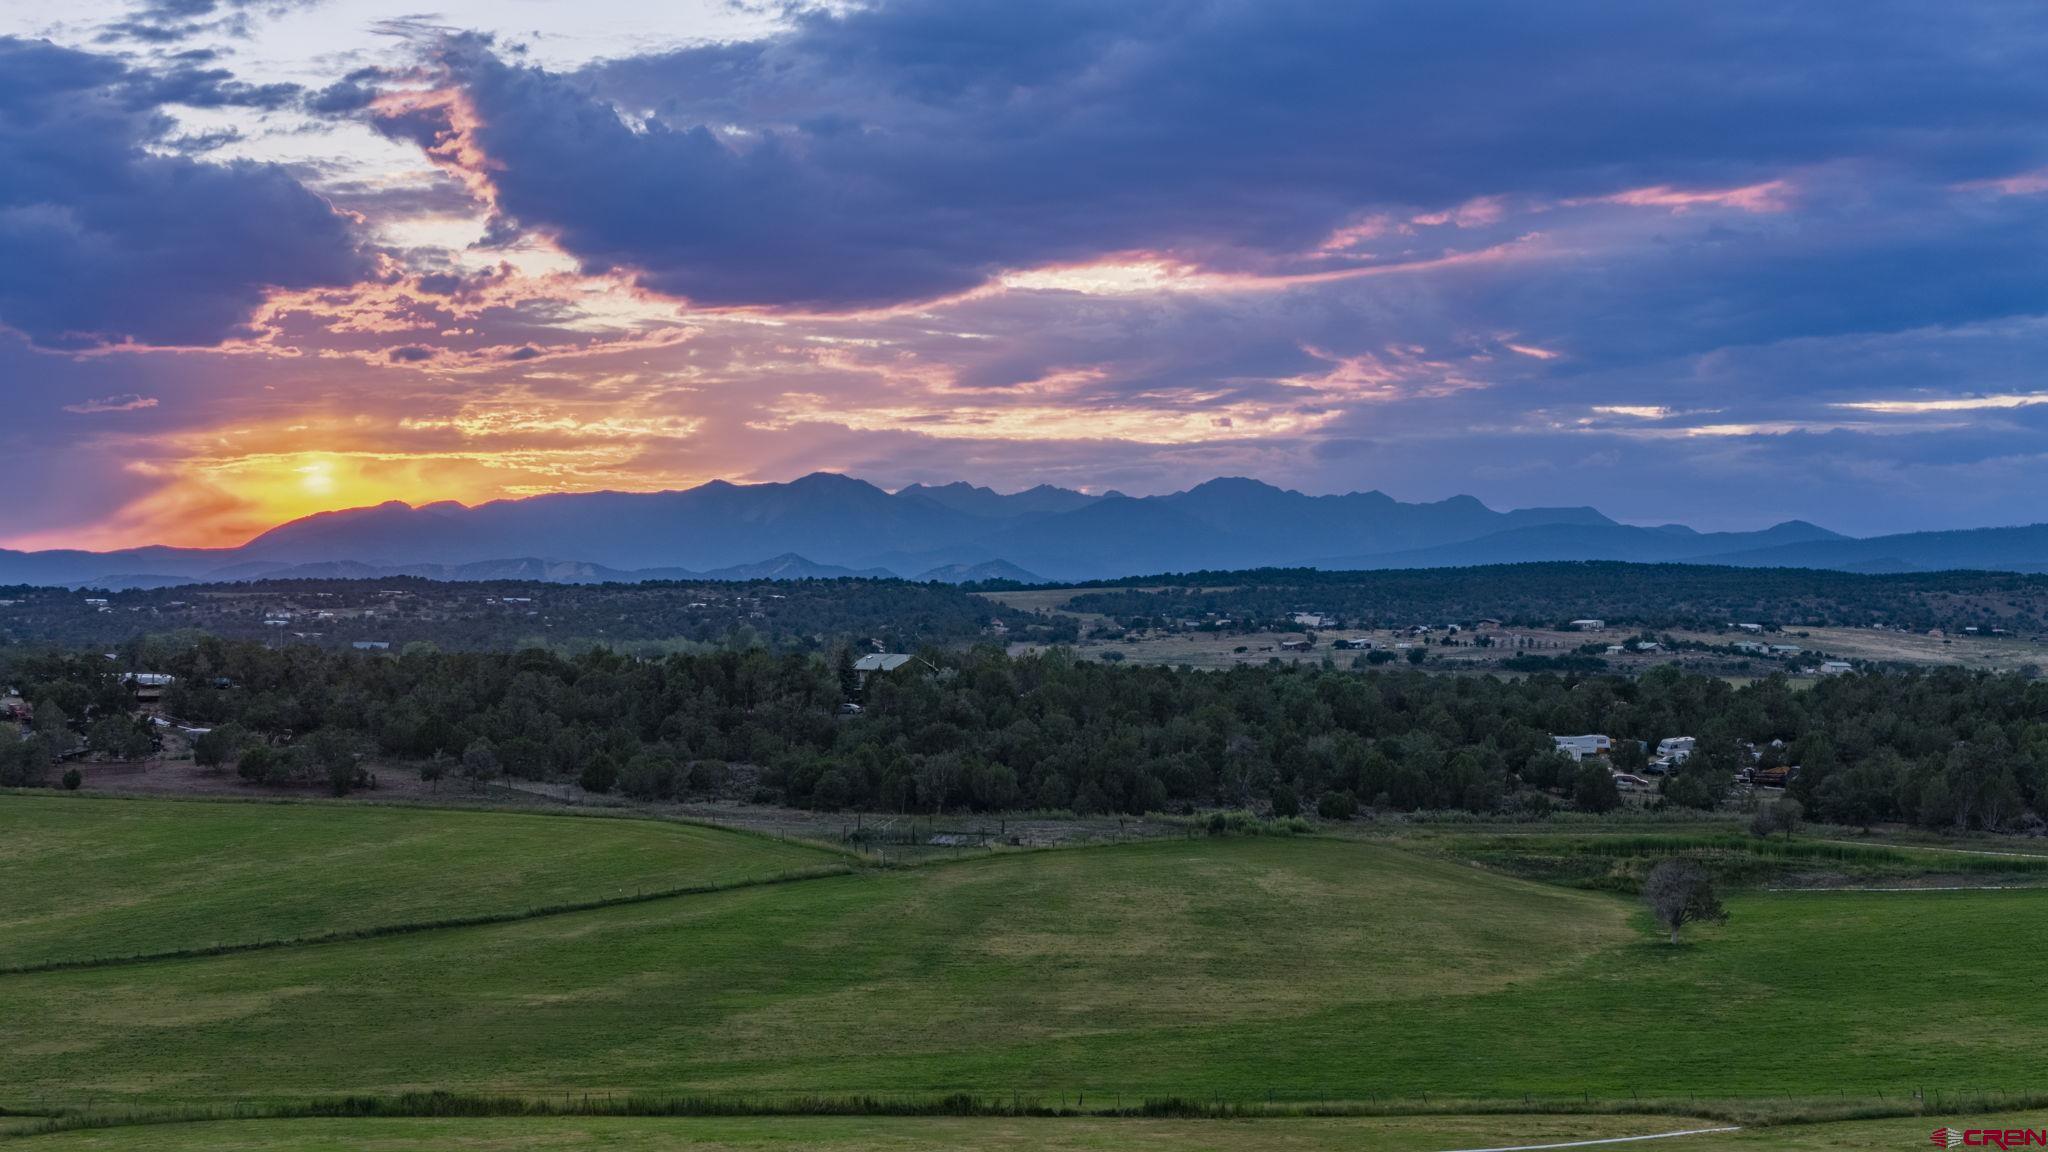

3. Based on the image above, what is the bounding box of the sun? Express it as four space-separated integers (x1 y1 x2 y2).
296 458 338 496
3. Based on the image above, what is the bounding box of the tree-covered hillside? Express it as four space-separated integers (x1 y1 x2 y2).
5 639 2041 832
1053 562 2048 633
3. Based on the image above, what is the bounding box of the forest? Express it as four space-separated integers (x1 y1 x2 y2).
4 637 2042 832
0 577 1074 653
1051 562 2048 633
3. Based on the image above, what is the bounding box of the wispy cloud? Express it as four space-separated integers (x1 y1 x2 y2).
63 393 160 414
1836 392 2048 413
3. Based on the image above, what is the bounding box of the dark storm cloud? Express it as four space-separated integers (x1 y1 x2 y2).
391 0 2048 311
0 36 371 349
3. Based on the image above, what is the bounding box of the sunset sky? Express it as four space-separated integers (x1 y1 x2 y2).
4 1 2048 551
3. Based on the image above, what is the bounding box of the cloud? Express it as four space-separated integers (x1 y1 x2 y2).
97 0 321 46
0 36 372 350
63 393 160 414
369 1 2048 312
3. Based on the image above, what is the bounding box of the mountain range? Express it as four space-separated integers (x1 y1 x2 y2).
5 474 2047 589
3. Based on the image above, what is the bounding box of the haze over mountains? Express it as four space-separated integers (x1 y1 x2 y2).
6 474 2048 589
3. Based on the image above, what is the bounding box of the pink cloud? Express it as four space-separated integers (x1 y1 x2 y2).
1411 196 1508 228
1955 168 2048 197
1581 179 1792 214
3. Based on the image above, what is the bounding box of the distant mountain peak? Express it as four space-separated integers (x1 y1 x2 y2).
26 472 2047 588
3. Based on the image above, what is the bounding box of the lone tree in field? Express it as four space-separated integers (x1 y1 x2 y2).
1642 858 1728 945
1749 797 1804 840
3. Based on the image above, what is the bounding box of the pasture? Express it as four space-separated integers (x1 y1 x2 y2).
3 794 2043 1149
0 794 843 969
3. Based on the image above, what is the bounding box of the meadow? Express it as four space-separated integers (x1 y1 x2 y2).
0 795 842 970
4 793 2044 1151
5 802 2047 1112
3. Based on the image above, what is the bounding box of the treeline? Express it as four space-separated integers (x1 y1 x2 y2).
5 638 2044 831
1054 562 2048 633
0 577 1078 654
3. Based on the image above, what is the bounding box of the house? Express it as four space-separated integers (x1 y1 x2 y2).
1552 734 1612 761
1278 638 1315 652
352 640 391 651
1568 618 1606 630
1330 638 1373 650
1769 644 1803 656
1734 640 1769 655
853 652 914 686
1634 641 1662 653
1291 612 1327 628
1734 622 1765 633
1606 645 1626 655
1818 660 1853 675
1474 618 1503 630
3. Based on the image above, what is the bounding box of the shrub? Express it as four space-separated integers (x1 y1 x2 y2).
1268 783 1300 818
237 744 279 785
1316 790 1359 821
61 768 81 790
461 738 500 791
579 756 618 795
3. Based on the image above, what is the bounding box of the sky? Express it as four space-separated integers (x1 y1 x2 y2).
3 1 2048 551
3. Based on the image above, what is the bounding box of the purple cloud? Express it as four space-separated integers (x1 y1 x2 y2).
0 36 371 350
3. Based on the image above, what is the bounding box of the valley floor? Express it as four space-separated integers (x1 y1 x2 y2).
3 792 2042 1147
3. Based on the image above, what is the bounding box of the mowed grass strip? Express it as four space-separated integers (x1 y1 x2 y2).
0 1112 1725 1151
17 1110 2042 1150
0 795 841 969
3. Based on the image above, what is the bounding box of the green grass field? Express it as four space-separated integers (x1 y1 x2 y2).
5 794 2043 1152
5 811 2046 1110
0 795 841 969
7 1110 2043 1151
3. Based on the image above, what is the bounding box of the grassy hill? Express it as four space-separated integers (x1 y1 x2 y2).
5 794 2045 1152
5 817 2046 1111
0 795 843 969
